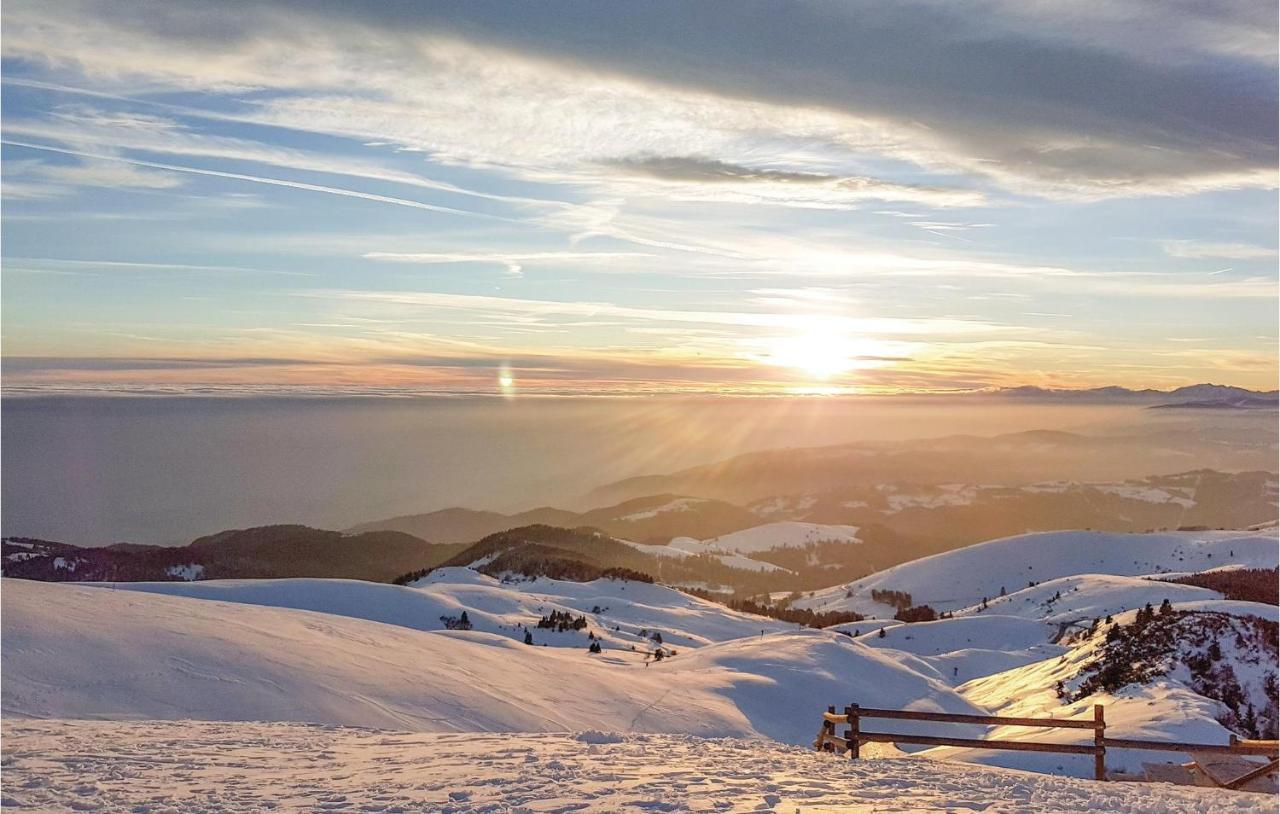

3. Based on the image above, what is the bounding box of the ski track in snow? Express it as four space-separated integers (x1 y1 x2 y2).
3 719 1270 814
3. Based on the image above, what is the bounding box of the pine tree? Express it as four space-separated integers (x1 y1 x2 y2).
524 630 534 645
1159 598 1173 616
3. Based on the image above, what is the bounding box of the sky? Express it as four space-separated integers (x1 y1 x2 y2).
2 0 1277 395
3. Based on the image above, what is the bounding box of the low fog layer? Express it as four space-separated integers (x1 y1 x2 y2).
2 395 1274 545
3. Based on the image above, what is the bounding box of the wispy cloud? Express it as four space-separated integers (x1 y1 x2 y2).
1160 240 1278 260
3 140 507 220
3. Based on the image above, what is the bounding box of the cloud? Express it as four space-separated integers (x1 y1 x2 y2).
1160 240 1279 260
298 288 1011 339
3 0 1274 200
31 157 182 189
608 155 987 208
2 140 508 220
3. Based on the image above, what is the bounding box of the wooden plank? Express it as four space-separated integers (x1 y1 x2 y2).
1236 739 1280 750
1224 758 1279 791
848 731 1097 755
1094 704 1106 782
846 704 860 761
1105 737 1280 756
848 707 1098 729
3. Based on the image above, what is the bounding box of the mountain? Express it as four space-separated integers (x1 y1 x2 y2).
349 494 759 544
794 527 1279 619
990 383 1276 403
584 429 1277 507
404 523 823 595
2 525 466 583
1152 395 1279 411
346 505 581 543
353 470 1277 591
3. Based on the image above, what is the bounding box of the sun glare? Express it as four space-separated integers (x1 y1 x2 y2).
767 326 858 380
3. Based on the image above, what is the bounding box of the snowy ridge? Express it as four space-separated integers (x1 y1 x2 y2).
796 528 1279 617
1 579 984 747
89 570 795 651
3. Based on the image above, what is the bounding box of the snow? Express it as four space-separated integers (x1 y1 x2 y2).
948 604 1277 779
88 570 796 651
861 615 1057 656
615 520 861 570
695 521 861 554
857 615 1068 685
51 556 77 572
883 486 979 513
618 537 793 573
5 525 1276 802
616 497 708 522
2 579 983 746
953 574 1223 624
797 528 1279 617
6 720 1268 814
1094 483 1196 508
164 563 205 581
751 494 817 517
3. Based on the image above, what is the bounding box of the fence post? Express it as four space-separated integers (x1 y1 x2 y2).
846 703 861 760
822 705 835 750
1093 704 1106 782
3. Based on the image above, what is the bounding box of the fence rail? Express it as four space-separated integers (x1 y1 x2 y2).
815 703 1280 784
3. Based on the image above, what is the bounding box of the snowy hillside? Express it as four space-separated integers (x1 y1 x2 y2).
946 603 1279 778
5 720 1268 813
2 579 984 746
694 521 862 553
796 528 1279 618
952 573 1223 624
610 521 866 584
91 569 796 651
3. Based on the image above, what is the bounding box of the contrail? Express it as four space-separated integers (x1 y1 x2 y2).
1 140 509 221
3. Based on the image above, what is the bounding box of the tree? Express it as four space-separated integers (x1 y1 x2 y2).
1159 598 1173 616
588 641 602 654
524 630 534 645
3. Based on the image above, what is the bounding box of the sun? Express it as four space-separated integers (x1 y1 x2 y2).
767 327 856 380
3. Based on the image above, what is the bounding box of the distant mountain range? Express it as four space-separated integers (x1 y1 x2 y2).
11 466 1274 594
991 383 1277 406
583 427 1276 507
2 525 465 584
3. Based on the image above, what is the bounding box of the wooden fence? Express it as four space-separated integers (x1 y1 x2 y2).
816 703 1279 785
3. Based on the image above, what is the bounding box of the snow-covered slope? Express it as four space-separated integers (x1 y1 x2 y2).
693 521 862 554
615 538 794 573
6 720 1269 814
91 569 795 651
1 579 982 746
953 573 1223 624
796 528 1278 617
944 604 1279 778
618 521 862 572
855 615 1068 685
